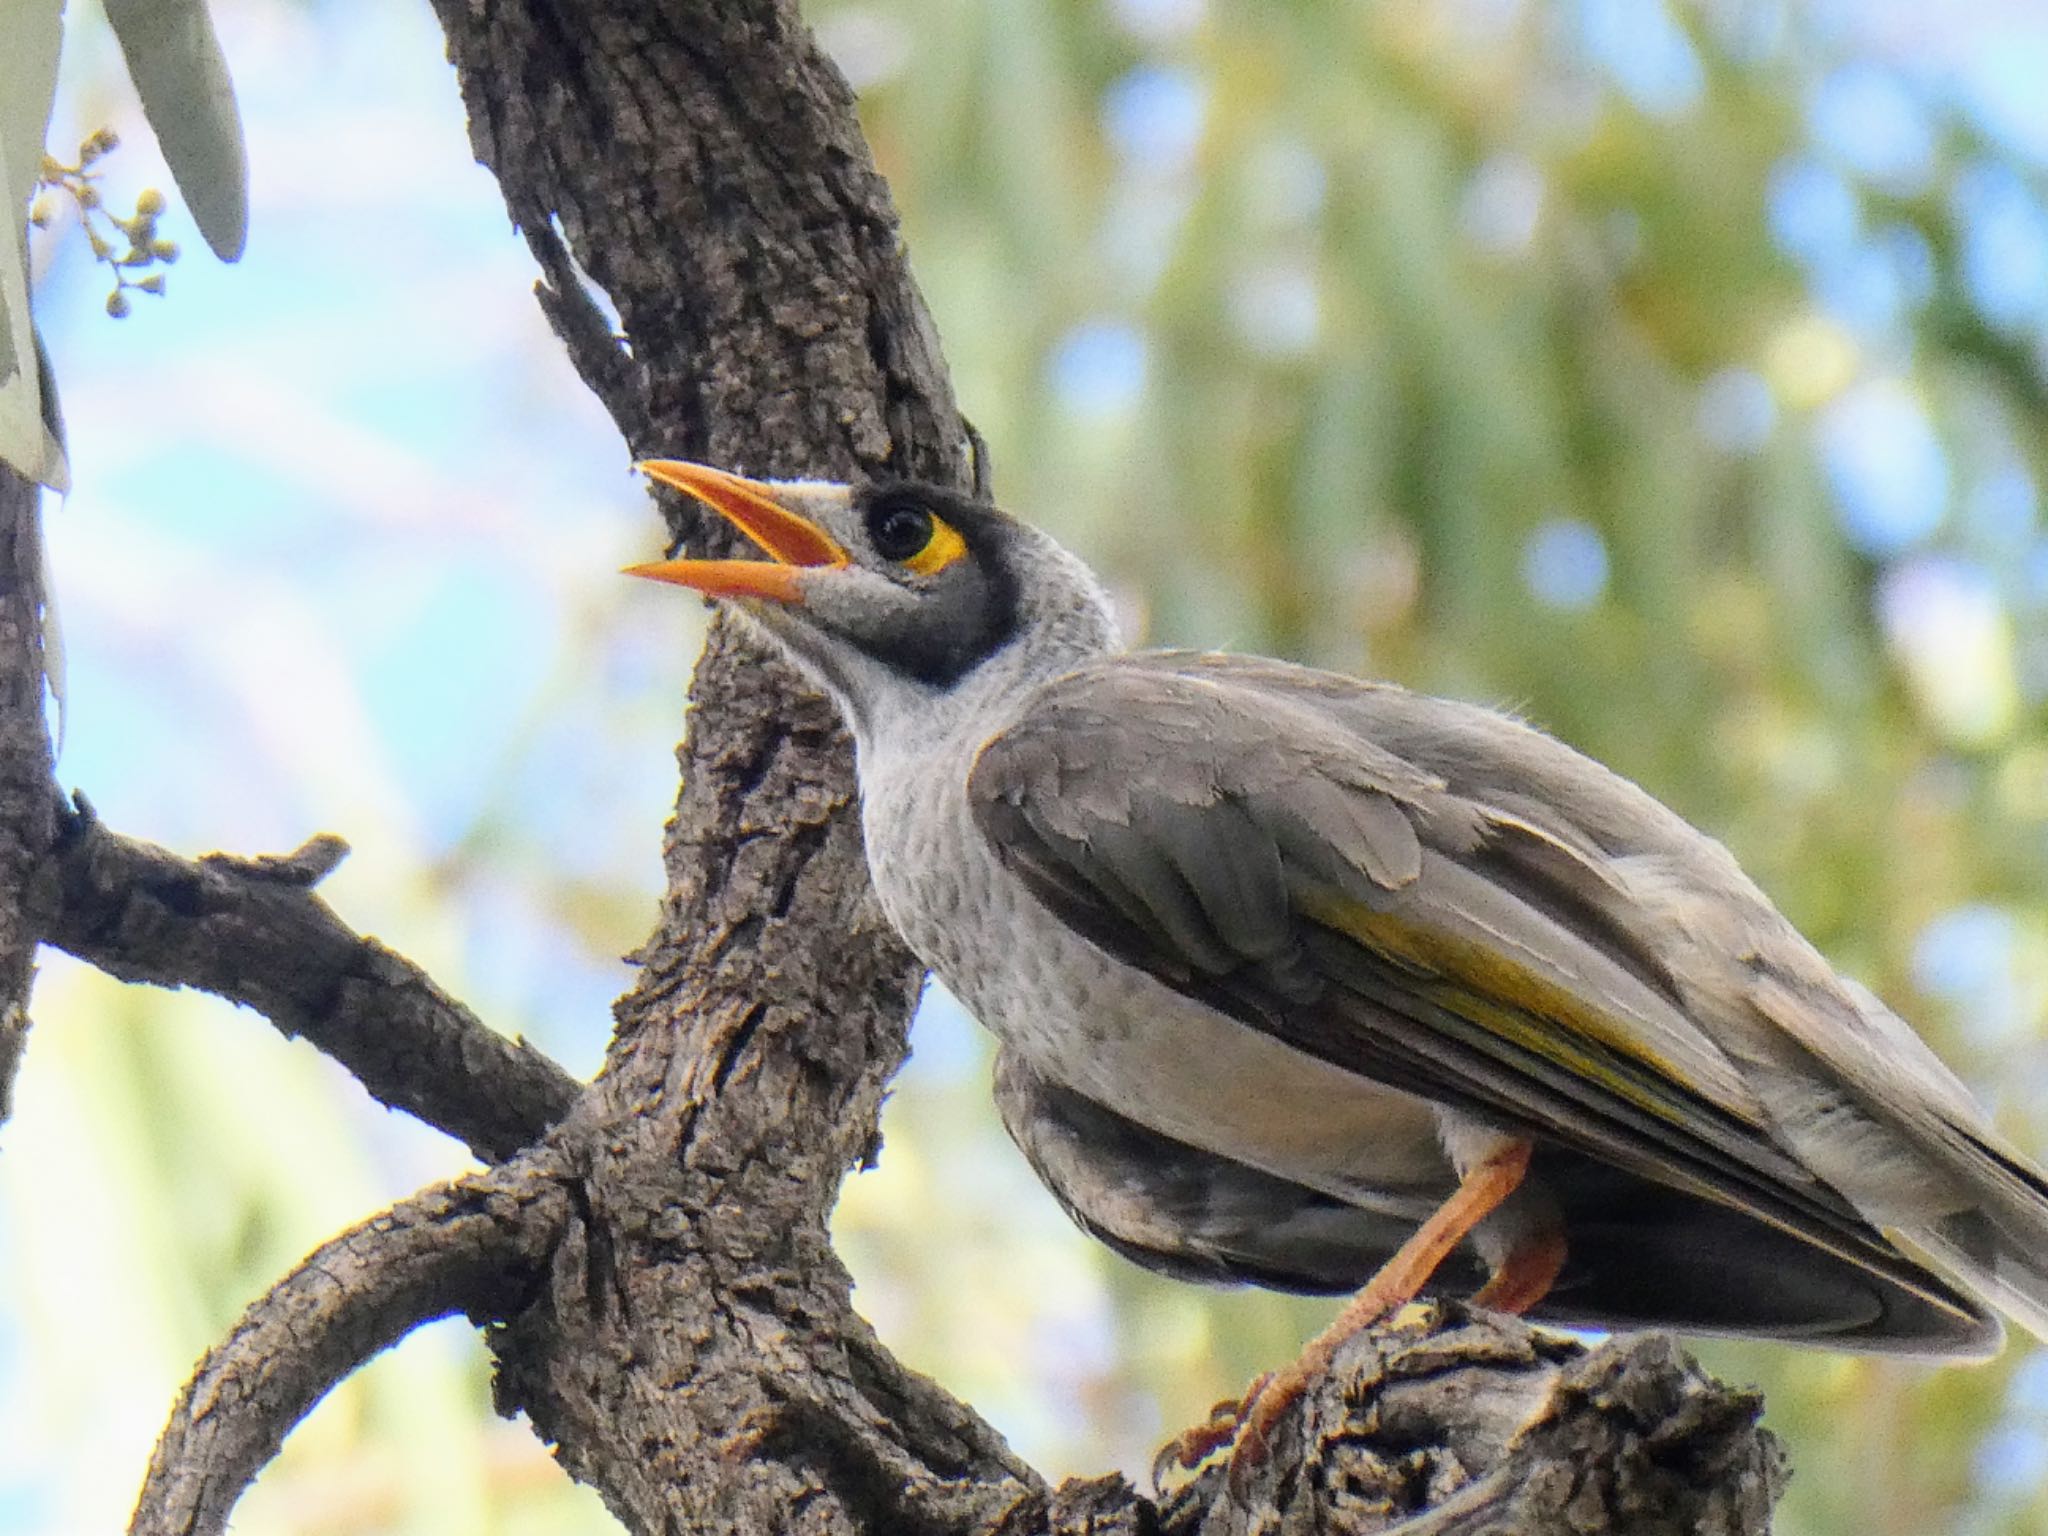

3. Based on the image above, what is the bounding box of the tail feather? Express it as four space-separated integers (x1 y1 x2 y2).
1898 1212 2048 1347
1831 991 2048 1346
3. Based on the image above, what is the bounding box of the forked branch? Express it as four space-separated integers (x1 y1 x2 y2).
37 797 580 1161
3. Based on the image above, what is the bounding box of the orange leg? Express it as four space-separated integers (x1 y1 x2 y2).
1158 1139 1555 1493
1470 1224 1566 1314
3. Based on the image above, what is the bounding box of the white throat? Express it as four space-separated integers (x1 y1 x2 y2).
822 531 1124 771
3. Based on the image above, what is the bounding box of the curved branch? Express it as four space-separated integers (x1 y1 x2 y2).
36 798 580 1161
129 1155 570 1536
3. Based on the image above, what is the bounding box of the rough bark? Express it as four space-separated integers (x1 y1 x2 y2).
130 1156 571 1536
1157 1308 1784 1536
36 806 577 1162
0 466 56 1119
421 5 1006 1530
0 2 1785 1533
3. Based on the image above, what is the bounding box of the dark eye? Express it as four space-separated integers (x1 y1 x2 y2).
867 502 934 563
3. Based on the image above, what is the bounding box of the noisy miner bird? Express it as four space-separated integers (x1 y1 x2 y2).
628 459 2048 1468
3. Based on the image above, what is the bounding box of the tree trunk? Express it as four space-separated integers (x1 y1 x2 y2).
84 2 1788 1533
0 466 56 1119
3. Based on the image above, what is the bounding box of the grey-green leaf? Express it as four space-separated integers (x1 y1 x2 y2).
103 0 248 262
0 0 67 489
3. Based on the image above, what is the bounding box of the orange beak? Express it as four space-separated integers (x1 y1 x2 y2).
625 460 850 604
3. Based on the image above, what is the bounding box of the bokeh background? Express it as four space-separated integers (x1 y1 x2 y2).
6 0 2048 1531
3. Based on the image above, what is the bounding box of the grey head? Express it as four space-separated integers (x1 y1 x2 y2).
626 461 1121 746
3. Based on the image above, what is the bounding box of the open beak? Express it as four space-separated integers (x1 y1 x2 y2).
625 460 850 604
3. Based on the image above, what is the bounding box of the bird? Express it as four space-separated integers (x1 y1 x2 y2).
627 457 2048 1473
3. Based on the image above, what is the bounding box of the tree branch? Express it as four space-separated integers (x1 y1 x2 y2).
0 467 58 1122
128 1154 570 1536
1159 1308 1783 1536
36 799 579 1162
526 217 653 451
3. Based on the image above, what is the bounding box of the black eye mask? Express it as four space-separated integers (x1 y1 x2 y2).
847 482 1021 686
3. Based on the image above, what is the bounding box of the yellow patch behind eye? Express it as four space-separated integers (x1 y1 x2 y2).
902 515 968 576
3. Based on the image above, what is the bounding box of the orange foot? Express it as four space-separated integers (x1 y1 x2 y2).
1159 1140 1562 1500
1150 1373 1270 1489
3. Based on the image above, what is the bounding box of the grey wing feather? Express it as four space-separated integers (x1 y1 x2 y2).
970 666 1768 1155
1141 796 1294 961
968 659 1774 1140
1167 644 2048 1330
1122 650 2048 1339
1253 772 1424 896
967 653 2036 1343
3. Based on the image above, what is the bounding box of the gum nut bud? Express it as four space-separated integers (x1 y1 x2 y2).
137 274 165 294
136 188 166 217
152 240 180 263
106 291 131 318
77 185 100 209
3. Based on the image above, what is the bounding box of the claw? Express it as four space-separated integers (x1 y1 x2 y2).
1156 1143 1551 1502
1222 1363 1305 1497
1150 1373 1271 1490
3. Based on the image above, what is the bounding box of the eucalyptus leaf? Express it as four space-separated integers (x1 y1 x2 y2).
0 0 66 490
102 0 248 261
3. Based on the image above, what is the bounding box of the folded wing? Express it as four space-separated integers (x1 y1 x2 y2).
970 653 2023 1352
